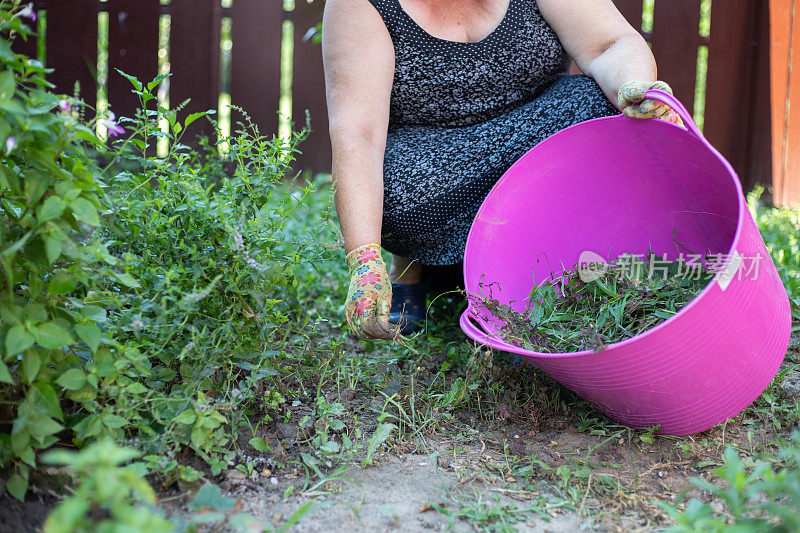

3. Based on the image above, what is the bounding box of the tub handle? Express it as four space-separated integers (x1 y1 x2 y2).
459 309 526 355
643 89 704 141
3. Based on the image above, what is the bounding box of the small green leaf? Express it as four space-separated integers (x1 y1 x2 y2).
188 484 236 512
175 409 197 425
0 360 13 384
1 230 33 259
6 473 27 500
365 423 396 465
70 197 100 226
75 323 101 351
320 440 340 454
116 69 142 91
125 382 148 394
21 349 41 382
43 235 63 264
37 196 66 222
55 368 86 390
6 325 34 356
47 271 77 295
33 322 74 349
146 73 169 91
31 382 63 420
113 272 141 288
0 70 15 100
178 465 203 482
190 425 207 449
80 306 107 322
18 447 36 468
299 452 322 477
184 110 214 128
102 413 128 428
248 437 270 452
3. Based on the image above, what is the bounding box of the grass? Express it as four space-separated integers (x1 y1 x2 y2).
13 173 798 530
475 255 713 353
14 0 799 528
250 181 800 531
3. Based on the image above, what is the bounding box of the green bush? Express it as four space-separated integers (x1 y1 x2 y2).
91 72 323 476
0 5 115 499
659 433 800 532
1 0 329 504
41 440 174 533
749 188 800 315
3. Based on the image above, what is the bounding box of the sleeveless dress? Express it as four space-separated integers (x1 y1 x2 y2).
367 0 618 265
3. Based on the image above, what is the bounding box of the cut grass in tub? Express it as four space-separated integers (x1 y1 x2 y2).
475 253 715 353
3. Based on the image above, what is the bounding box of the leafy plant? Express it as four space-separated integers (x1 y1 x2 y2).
475 254 713 353
90 68 324 474
41 440 174 533
0 3 116 499
1 0 331 503
658 433 800 532
749 187 800 319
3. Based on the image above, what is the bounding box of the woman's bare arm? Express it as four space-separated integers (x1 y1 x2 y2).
537 0 655 107
322 0 395 254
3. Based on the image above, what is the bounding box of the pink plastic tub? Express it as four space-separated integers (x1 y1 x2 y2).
460 90 792 436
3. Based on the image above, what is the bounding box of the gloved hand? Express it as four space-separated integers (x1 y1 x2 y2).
618 81 684 125
345 243 397 340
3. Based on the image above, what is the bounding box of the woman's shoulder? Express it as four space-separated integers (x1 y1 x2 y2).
325 0 392 20
323 0 391 35
322 0 394 68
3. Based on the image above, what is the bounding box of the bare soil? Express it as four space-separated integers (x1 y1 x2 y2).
155 325 798 532
4 328 798 532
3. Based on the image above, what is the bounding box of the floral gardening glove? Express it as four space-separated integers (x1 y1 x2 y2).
618 81 684 126
345 244 397 340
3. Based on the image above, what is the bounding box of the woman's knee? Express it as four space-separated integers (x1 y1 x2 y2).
573 75 618 117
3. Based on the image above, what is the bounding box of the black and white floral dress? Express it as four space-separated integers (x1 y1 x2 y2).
367 0 618 265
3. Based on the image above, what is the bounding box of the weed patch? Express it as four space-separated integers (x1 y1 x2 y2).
475 254 713 353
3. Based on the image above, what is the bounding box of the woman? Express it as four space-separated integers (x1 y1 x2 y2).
322 0 680 340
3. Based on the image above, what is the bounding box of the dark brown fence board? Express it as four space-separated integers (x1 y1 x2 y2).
230 0 283 139
292 0 330 174
45 0 98 109
651 0 701 108
12 30 38 62
743 0 774 194
107 0 160 121
170 0 221 140
704 0 753 183
11 1 39 61
613 0 644 33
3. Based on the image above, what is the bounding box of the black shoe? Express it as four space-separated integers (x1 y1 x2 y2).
424 263 464 296
389 279 429 334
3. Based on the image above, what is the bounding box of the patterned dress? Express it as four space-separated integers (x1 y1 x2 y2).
367 0 618 265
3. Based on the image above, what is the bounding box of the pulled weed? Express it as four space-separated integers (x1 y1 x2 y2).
475 254 713 352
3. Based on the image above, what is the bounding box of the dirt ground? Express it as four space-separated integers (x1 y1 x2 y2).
3 328 798 532
186 450 583 532
161 322 797 532
161 327 798 532
155 408 789 532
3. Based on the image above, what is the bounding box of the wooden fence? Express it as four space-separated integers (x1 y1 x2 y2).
12 0 800 206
